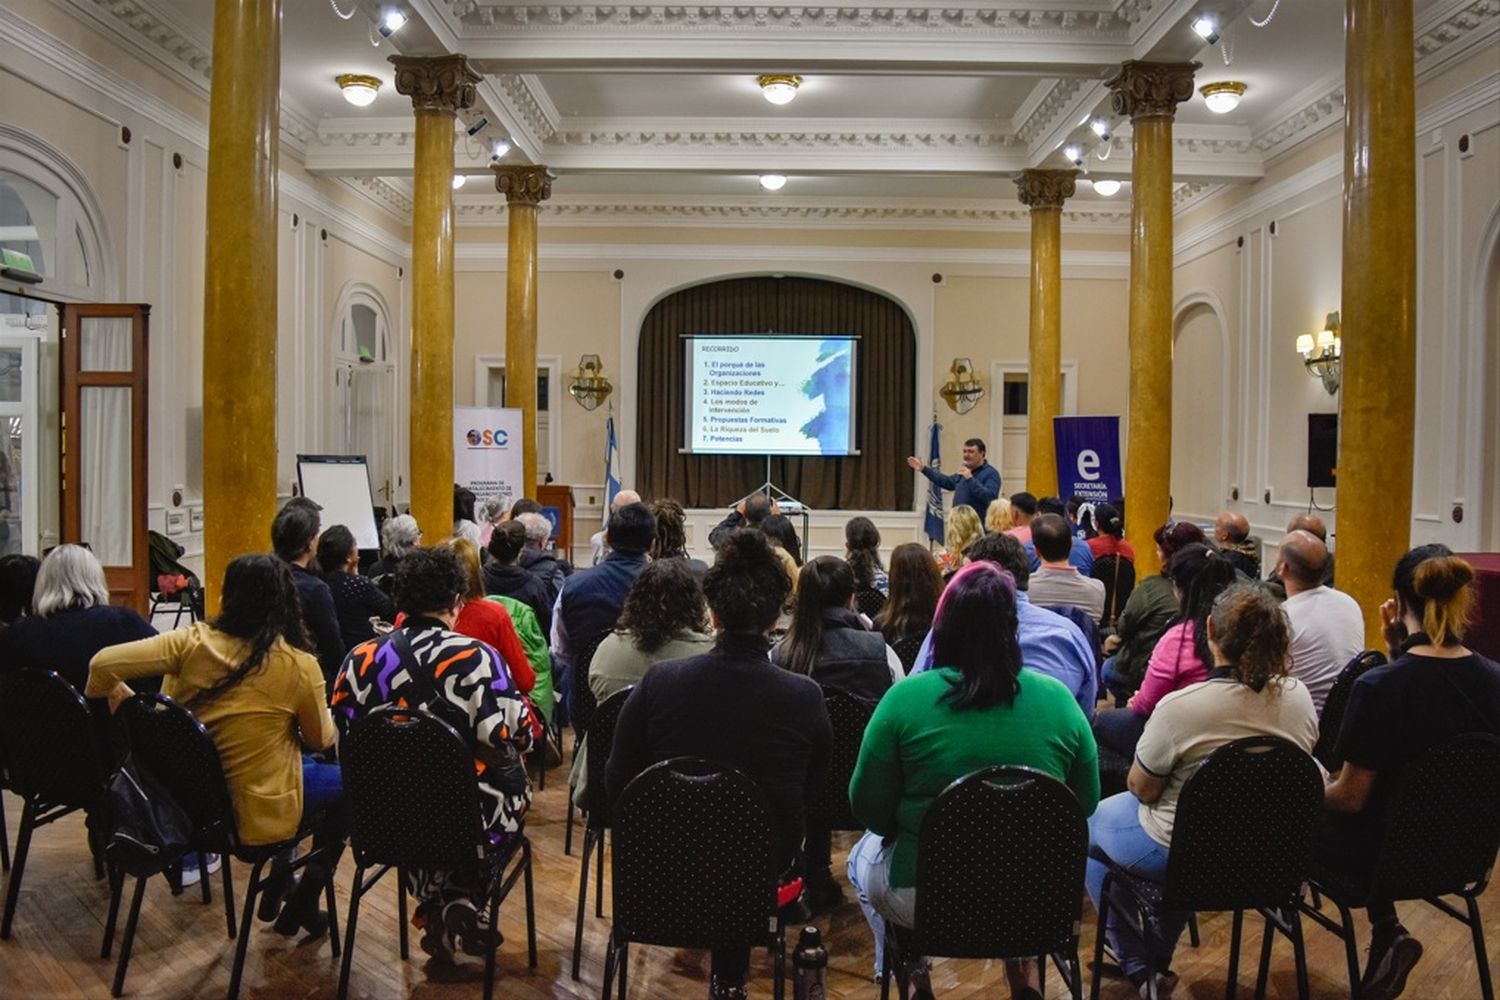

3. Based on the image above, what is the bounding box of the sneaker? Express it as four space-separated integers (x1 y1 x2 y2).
443 901 502 957
1136 971 1178 999
178 853 222 887
1361 932 1423 1000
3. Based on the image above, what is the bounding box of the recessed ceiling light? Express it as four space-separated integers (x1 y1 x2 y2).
1201 81 1247 114
1093 179 1122 197
1191 15 1220 44
759 173 787 191
491 138 511 160
336 73 381 107
1063 145 1084 166
757 74 802 106
452 175 467 190
1090 118 1112 140
378 8 407 37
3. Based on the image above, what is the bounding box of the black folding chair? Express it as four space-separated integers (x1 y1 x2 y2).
565 631 610 856
1091 554 1136 631
1311 650 1386 771
881 766 1089 1000
606 757 786 1000
0 670 113 941
808 686 877 835
571 685 634 980
337 706 536 1000
854 587 887 619
890 633 926 674
1089 736 1324 1000
102 693 341 1000
0 734 12 873
1297 732 1500 1000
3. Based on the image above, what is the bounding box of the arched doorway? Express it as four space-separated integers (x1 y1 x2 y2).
1170 297 1230 523
330 283 398 512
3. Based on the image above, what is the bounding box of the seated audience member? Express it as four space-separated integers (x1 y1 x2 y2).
317 524 395 649
0 552 40 627
939 504 982 576
453 486 481 547
509 497 543 519
554 503 656 721
1276 529 1363 712
910 533 1097 717
1087 584 1317 998
1087 503 1135 562
89 555 343 938
1006 492 1039 543
1322 546 1500 998
607 529 831 1000
332 546 533 960
985 497 1013 535
1025 497 1096 573
845 516 889 597
760 513 804 568
439 537 536 701
570 558 712 806
368 512 421 585
475 498 507 549
1214 511 1260 579
590 489 642 566
1093 544 1237 757
710 491 801 554
0 544 158 736
650 497 709 578
487 592 554 729
273 498 346 684
484 521 554 637
515 511 569 605
1265 513 1335 599
874 543 943 647
848 560 1099 994
1100 522 1207 701
1027 513 1107 621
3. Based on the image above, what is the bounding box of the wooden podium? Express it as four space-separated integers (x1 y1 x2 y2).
537 484 575 557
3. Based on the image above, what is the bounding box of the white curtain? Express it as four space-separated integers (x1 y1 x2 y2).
80 317 132 566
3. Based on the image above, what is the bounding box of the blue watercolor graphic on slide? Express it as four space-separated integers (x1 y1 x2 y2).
798 339 853 454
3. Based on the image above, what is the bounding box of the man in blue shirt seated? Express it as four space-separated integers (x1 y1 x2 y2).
1024 495 1096 573
906 437 1001 521
911 532 1097 717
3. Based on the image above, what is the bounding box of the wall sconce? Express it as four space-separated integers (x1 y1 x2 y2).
939 357 984 414
568 353 613 410
1296 311 1342 395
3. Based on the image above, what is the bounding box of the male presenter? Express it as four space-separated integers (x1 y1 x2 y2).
906 438 1001 520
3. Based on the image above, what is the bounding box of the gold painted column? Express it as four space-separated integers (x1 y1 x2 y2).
1338 0 1417 645
392 55 478 539
1107 60 1198 578
202 0 281 611
1015 169 1078 498
492 166 554 499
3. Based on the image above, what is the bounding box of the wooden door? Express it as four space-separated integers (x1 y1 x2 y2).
61 303 150 612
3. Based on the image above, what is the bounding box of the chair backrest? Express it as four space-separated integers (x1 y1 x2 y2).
853 587 887 619
807 685 876 832
611 756 777 950
1044 603 1103 664
913 766 1087 959
1312 650 1386 769
571 631 611 738
116 694 236 841
582 685 635 821
1091 554 1137 628
0 670 111 809
342 706 487 870
1163 735 1324 912
890 633 926 673
1370 732 1500 901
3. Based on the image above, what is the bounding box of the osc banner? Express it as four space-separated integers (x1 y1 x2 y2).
1053 416 1122 510
454 407 525 511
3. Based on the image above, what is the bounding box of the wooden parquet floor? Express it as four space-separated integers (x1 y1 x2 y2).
0 748 1494 999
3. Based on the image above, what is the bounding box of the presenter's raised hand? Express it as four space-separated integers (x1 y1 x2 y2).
958 465 973 479
906 456 924 471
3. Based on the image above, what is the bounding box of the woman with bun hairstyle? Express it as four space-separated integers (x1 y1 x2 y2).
1321 545 1500 999
1086 502 1134 562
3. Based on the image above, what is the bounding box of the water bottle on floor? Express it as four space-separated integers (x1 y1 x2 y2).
792 925 827 1000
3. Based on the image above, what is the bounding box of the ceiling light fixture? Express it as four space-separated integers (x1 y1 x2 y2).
1192 14 1221 44
759 173 788 192
757 74 802 106
1090 117 1112 141
491 138 511 161
1201 80 1247 114
1093 179 1122 197
336 73 381 107
1063 144 1084 167
452 174 467 190
378 8 407 37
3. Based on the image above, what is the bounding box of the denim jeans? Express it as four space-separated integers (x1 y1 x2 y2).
1084 792 1188 979
1100 655 1134 703
1093 707 1148 759
301 756 347 871
846 830 918 978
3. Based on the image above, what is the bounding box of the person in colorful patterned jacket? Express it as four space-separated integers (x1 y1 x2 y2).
331 545 534 962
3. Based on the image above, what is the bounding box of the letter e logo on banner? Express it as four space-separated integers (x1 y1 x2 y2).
1053 416 1122 504
1078 450 1101 480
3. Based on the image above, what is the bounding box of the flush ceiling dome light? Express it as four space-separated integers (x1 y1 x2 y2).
452 174 467 190
1201 80 1247 114
757 74 802 106
759 173 788 191
1093 179 1122 197
337 73 381 107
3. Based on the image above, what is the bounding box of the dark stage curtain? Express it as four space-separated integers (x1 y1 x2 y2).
637 276 915 511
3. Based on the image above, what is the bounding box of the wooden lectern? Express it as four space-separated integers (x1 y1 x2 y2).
537 484 575 557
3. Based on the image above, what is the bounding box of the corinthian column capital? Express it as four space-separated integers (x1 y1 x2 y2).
389 54 480 113
492 165 556 206
1015 168 1079 210
1106 60 1200 122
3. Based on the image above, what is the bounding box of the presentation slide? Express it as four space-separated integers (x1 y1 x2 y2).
683 335 859 456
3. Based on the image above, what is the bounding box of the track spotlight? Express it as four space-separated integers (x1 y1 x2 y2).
1192 15 1220 44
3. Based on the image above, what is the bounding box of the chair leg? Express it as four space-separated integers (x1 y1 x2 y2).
1187 911 1201 947
602 929 617 1000
110 876 149 997
1254 909 1276 1000
1070 949 1085 1000
573 826 597 979
1226 908 1243 1000
1467 894 1495 1000
773 930 786 1000
102 864 125 958
91 827 106 882
1289 906 1311 1000
227 857 269 1000
221 856 237 939
618 939 629 1000
396 867 409 961
522 839 537 970
565 796 575 855
199 851 213 904
0 790 9 872
595 828 606 918
1 798 36 939
336 865 366 1000
324 865 341 958
483 867 503 1000
1089 876 1111 1000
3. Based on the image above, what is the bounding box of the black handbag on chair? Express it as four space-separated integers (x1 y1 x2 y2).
94 756 194 878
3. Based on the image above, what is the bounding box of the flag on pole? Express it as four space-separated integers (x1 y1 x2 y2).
603 411 620 526
924 420 944 543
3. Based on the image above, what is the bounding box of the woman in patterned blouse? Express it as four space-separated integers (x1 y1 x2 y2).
331 545 534 962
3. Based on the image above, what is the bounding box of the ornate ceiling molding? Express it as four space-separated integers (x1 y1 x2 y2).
1415 0 1500 71
342 176 416 219
1015 78 1087 145
548 127 1019 150
494 73 561 143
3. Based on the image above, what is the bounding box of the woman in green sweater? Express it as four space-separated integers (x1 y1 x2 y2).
847 560 1100 1000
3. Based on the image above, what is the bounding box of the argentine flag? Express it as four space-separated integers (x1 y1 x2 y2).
924 420 944 543
603 414 620 525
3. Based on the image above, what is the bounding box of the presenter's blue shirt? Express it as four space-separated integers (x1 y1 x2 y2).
920 461 1001 519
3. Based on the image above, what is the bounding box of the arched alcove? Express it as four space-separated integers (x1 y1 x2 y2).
1170 295 1231 522
330 282 398 507
1479 210 1500 550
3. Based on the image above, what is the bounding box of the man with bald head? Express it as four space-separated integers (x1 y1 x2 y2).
1214 510 1260 579
590 488 642 565
1277 529 1364 711
1266 514 1334 596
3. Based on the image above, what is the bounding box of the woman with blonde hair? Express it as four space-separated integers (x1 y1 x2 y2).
984 497 1013 535
939 505 982 576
